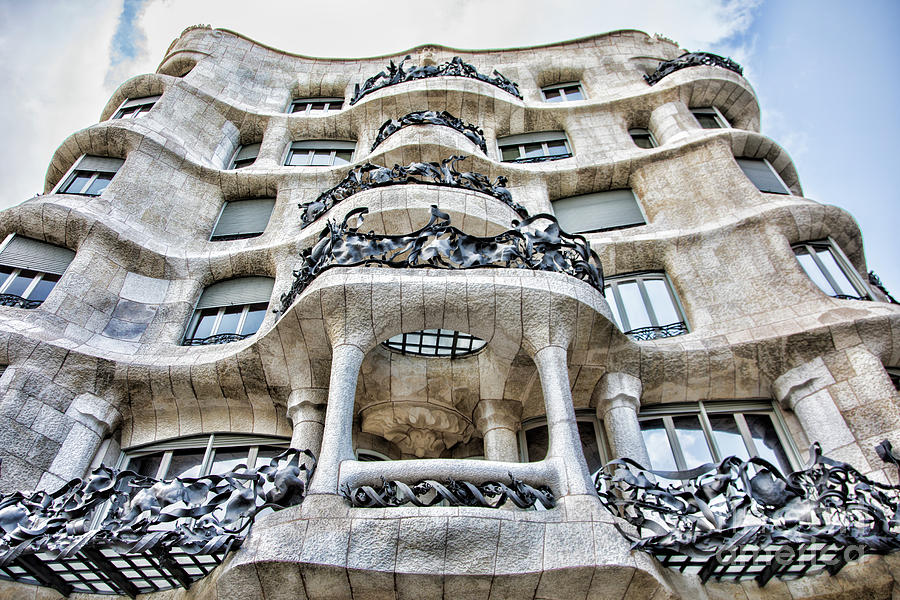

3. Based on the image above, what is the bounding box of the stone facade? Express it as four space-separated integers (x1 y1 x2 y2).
0 25 898 599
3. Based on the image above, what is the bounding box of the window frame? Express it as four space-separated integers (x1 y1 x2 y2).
690 106 730 129
229 143 260 170
551 189 647 235
604 272 689 340
496 131 572 163
284 140 356 167
112 95 160 119
792 238 871 300
887 367 900 391
628 127 658 149
0 267 57 305
288 97 344 115
519 411 610 473
209 198 276 241
736 157 792 195
53 155 124 197
382 328 487 358
0 234 73 308
183 302 269 345
637 400 800 473
540 82 585 103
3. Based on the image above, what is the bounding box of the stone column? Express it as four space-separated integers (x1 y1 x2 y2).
594 372 651 467
532 345 593 496
287 388 327 456
473 399 522 463
308 343 365 495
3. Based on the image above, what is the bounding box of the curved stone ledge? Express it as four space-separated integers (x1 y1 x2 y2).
99 73 175 121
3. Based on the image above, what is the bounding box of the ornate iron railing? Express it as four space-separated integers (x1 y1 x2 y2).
833 293 869 301
0 294 41 309
624 321 688 341
281 205 603 313
298 155 528 229
644 52 743 86
351 55 522 105
342 475 555 509
595 441 900 585
868 271 898 304
183 332 252 346
0 449 315 597
371 110 488 154
505 153 573 164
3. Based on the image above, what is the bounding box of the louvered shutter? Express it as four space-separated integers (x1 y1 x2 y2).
552 190 645 234
737 159 790 194
211 198 275 239
0 236 75 275
77 156 125 173
498 131 567 146
119 95 161 109
195 277 274 309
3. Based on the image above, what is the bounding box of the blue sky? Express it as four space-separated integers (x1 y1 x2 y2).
0 0 897 295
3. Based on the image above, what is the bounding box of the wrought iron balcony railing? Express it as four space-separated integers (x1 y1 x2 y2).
504 153 573 164
351 55 522 105
298 155 528 229
0 450 315 597
281 205 604 313
0 294 42 309
595 440 900 585
644 51 743 86
342 475 554 509
624 321 688 341
371 110 488 154
182 332 253 346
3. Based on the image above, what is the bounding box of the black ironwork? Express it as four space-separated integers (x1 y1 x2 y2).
0 294 41 309
505 153 572 164
183 332 252 346
623 321 688 341
0 449 315 595
869 271 899 304
644 52 743 86
341 474 555 509
371 110 488 154
298 155 528 229
382 328 486 358
833 293 869 301
351 55 522 105
595 440 900 584
280 205 604 313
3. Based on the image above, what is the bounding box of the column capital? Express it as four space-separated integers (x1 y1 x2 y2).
773 357 835 410
594 372 642 418
287 388 328 423
473 399 522 434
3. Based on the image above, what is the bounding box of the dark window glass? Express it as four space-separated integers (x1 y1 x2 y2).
208 448 250 475
4 270 36 297
639 418 677 471
217 305 243 335
85 173 114 196
165 449 205 479
241 304 267 335
544 89 562 101
501 146 520 161
525 426 549 462
564 86 584 100
27 273 60 302
334 150 353 165
63 172 93 194
746 414 792 472
310 151 332 166
694 114 722 129
578 421 603 475
128 454 163 478
0 266 11 289
522 143 544 158
708 414 750 462
192 309 218 340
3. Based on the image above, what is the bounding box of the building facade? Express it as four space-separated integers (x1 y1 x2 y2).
0 25 899 599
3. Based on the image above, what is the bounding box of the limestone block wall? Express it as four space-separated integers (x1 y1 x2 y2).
0 25 897 599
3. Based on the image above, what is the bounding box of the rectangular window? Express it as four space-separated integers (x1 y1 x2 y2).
736 158 791 195
289 97 344 114
113 95 160 119
183 277 274 345
540 82 584 102
210 198 276 241
628 127 657 149
605 272 688 340
887 367 900 390
691 106 729 129
58 156 124 196
792 240 870 300
229 143 260 169
497 131 571 163
552 189 646 234
0 235 75 308
285 140 355 166
520 413 608 477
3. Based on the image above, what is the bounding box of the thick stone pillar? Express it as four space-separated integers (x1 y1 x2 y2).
308 344 365 495
594 372 651 466
532 345 593 496
473 399 522 462
287 388 327 456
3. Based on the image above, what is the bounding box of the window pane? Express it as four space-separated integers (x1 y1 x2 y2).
255 445 290 468
543 89 562 101
128 453 164 478
745 414 792 472
522 143 544 158
310 151 332 166
525 426 548 462
291 102 308 113
216 305 243 334
500 146 520 161
286 151 308 166
0 266 12 290
795 247 835 294
208 448 250 475
334 151 353 165
672 415 713 468
3 270 37 297
27 273 60 302
639 418 677 471
192 309 219 340
546 140 569 156
240 304 267 335
644 278 680 326
708 415 750 461
85 173 114 196
165 450 205 479
311 102 327 111
63 173 92 194
632 134 654 149
578 421 603 476
815 248 858 296
604 285 624 329
564 86 584 100
617 281 651 330
694 113 721 129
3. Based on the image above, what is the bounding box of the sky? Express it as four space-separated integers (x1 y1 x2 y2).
0 0 897 295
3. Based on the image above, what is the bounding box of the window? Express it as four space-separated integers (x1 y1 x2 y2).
638 401 796 474
57 156 124 196
540 82 584 102
112 95 160 119
210 198 276 241
552 189 646 234
887 367 900 391
605 273 688 340
284 140 355 166
520 413 608 477
183 277 274 345
0 235 74 308
229 143 260 169
628 127 657 149
793 240 870 300
382 329 486 358
736 158 791 195
691 106 729 129
289 97 344 114
497 131 571 163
